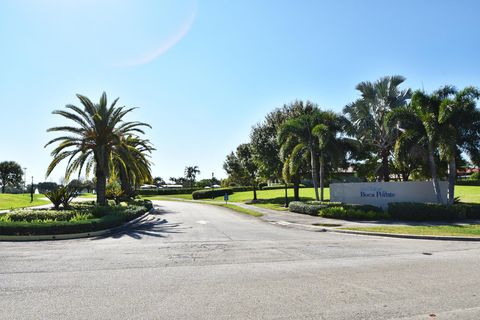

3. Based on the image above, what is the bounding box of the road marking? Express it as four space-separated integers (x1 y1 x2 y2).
196 220 210 224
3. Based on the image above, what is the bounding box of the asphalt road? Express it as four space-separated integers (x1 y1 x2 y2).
1 200 480 319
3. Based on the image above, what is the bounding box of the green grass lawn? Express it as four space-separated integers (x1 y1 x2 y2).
342 224 480 237
140 185 480 212
454 185 480 203
0 194 51 210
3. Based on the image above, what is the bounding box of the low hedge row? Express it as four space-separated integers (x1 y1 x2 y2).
261 184 305 190
192 188 234 200
137 188 200 196
319 207 390 220
0 200 152 236
289 200 480 221
388 202 480 221
455 180 480 186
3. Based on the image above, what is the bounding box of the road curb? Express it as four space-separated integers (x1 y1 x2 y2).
0 209 153 242
322 227 480 241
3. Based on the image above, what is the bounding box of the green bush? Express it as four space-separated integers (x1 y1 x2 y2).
288 201 325 215
0 201 152 236
192 188 234 200
137 188 200 196
231 186 253 192
388 202 467 221
319 207 390 220
469 172 480 180
262 184 305 190
455 180 480 186
44 186 78 210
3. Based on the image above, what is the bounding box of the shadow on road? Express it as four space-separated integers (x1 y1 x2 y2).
93 206 184 240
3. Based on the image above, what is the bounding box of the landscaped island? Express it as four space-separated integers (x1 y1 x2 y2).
0 200 152 236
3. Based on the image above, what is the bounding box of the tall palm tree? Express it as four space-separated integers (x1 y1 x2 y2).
313 113 358 201
45 92 152 205
344 75 411 181
436 86 480 204
184 166 200 188
278 108 324 201
113 135 155 197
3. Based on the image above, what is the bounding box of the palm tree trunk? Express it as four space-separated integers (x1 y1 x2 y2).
319 153 325 201
293 175 300 201
427 141 443 204
96 169 107 206
310 148 320 201
284 181 289 207
381 149 390 182
447 154 456 205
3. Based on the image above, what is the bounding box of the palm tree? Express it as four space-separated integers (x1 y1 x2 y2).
313 113 358 201
278 108 323 201
436 86 480 204
113 135 155 197
344 75 411 181
184 166 200 188
45 92 152 205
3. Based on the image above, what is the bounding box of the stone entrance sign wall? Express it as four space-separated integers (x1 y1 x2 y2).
330 181 448 208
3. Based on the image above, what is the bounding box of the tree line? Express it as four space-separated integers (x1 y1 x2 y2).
223 76 480 205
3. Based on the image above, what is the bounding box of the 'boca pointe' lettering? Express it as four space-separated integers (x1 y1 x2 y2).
360 191 395 198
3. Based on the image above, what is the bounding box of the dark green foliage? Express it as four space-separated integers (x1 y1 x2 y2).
230 186 253 192
319 207 390 220
289 201 386 220
456 180 480 186
288 201 325 215
137 188 201 196
0 200 152 236
388 202 467 221
192 188 234 200
44 186 78 210
262 184 305 190
37 182 59 193
0 161 23 193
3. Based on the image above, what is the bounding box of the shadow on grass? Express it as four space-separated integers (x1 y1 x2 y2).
93 205 184 240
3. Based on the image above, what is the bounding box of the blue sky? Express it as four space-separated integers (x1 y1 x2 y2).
1 0 480 183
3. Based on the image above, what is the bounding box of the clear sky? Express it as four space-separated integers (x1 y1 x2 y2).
1 0 480 183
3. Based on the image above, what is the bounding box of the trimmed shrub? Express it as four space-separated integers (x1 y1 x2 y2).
288 201 325 215
262 184 305 190
192 188 234 200
231 186 253 192
388 202 467 221
456 180 480 186
136 188 201 196
319 207 390 220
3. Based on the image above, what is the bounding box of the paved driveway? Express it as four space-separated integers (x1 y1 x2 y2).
1 200 480 319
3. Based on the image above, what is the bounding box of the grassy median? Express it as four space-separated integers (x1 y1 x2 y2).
341 224 480 237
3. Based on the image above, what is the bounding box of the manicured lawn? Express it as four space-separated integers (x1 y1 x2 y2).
0 194 50 210
78 193 96 198
454 185 480 203
342 224 480 237
140 185 480 212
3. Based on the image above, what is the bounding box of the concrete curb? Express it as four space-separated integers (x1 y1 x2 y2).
322 227 480 241
0 208 153 242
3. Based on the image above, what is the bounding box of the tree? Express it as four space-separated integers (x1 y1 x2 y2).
236 143 259 200
313 112 358 201
250 101 312 204
112 135 154 197
45 92 152 205
436 86 480 204
169 177 187 186
184 166 200 188
223 152 250 186
153 177 165 187
0 161 23 193
344 75 411 181
278 107 324 201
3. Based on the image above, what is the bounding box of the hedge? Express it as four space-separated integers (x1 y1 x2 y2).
262 184 305 190
289 201 386 220
319 207 390 220
0 201 152 236
387 202 480 221
455 180 480 186
136 188 200 196
192 188 234 200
